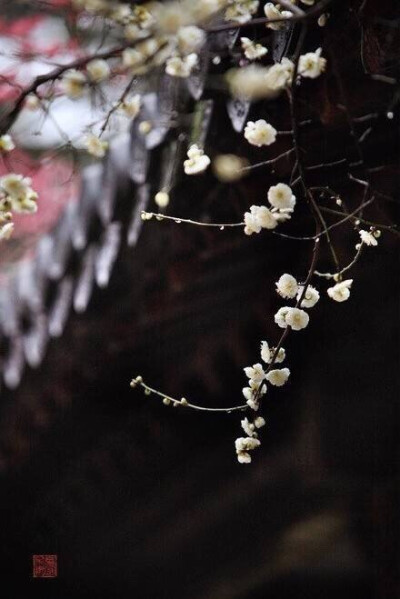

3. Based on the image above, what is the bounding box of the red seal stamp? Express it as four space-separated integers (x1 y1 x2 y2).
32 555 58 578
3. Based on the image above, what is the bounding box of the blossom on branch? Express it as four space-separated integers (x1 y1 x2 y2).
327 279 353 302
276 273 299 299
263 2 293 30
241 37 268 61
86 59 111 83
84 134 109 158
0 135 15 152
266 367 290 387
60 69 86 99
166 53 198 77
359 229 378 247
297 285 320 308
268 183 296 210
244 120 277 147
183 145 211 175
299 48 327 79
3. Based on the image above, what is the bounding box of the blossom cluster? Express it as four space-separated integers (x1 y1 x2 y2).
0 170 39 241
243 182 296 235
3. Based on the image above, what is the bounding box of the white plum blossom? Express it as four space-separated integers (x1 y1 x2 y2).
1 173 32 201
285 307 310 331
0 222 14 240
244 363 265 384
138 121 152 136
166 53 198 77
60 69 86 99
242 379 266 410
359 229 378 247
177 26 206 55
266 367 290 387
244 205 278 235
263 2 293 30
260 341 286 364
260 341 271 364
0 135 15 152
120 94 141 118
241 415 265 436
25 94 40 111
122 48 143 69
241 417 256 436
183 144 211 175
274 306 290 328
244 207 261 235
241 37 268 61
264 58 294 89
297 285 320 308
299 48 327 79
84 134 109 158
235 436 261 464
327 279 353 302
244 120 277 147
275 306 309 330
268 183 296 210
86 59 110 82
0 174 38 214
226 0 260 24
254 416 266 429
256 205 280 229
276 273 298 299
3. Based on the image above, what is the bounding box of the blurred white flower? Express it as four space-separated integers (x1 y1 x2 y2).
86 59 110 82
166 53 198 77
154 191 170 208
0 135 15 152
213 154 248 182
122 48 143 68
226 0 260 24
120 95 141 119
60 69 86 99
264 58 294 89
84 134 109 158
0 222 14 241
241 37 268 60
227 65 280 100
24 94 40 111
177 26 206 55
